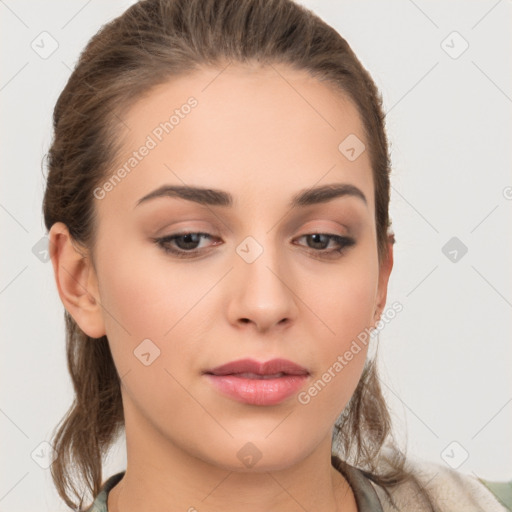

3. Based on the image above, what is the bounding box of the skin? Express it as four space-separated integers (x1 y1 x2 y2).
49 62 393 512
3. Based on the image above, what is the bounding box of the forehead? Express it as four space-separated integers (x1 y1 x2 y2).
98 62 374 216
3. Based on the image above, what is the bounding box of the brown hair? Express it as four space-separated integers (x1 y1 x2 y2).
43 0 436 510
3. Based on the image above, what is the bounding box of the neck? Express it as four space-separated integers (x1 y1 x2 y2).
108 403 358 512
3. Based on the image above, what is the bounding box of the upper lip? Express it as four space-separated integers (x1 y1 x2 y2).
205 358 309 376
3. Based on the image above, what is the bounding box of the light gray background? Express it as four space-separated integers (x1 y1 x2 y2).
1 1 511 511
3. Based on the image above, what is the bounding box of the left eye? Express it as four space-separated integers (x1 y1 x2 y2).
154 232 355 259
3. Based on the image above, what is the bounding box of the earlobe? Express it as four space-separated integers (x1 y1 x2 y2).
48 222 106 339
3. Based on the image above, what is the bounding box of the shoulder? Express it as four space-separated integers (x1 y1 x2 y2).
370 448 509 512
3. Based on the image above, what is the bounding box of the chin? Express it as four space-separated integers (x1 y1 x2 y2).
195 436 314 474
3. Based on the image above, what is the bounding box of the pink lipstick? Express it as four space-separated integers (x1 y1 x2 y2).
203 358 309 406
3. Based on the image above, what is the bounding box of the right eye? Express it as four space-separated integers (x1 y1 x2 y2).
154 232 221 258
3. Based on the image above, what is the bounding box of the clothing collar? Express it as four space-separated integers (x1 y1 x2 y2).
332 455 384 512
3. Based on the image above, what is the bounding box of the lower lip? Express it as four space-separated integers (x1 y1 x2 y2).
205 374 309 405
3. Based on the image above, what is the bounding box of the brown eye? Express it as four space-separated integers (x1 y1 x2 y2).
295 233 355 257
154 232 219 258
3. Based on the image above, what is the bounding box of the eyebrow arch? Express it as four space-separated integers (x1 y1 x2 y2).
134 183 367 209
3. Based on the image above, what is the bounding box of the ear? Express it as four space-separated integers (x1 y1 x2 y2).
373 233 394 324
48 222 106 339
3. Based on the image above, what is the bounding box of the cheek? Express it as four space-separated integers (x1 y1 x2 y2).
308 250 379 345
296 250 378 408
96 235 197 338
95 237 219 398
95 247 200 418
94 238 170 368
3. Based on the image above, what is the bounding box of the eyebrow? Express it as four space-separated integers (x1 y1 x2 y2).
134 183 367 209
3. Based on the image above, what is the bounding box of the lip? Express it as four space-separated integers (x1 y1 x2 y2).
206 358 309 377
203 358 309 406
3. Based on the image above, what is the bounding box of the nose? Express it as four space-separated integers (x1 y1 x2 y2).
225 237 299 333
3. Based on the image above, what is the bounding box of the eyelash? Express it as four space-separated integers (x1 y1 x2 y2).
153 231 356 259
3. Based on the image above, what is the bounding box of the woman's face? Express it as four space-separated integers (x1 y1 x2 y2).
78 63 392 471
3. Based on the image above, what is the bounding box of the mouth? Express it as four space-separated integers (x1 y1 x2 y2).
203 358 310 406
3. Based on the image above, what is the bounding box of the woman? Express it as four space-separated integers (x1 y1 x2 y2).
43 0 507 510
